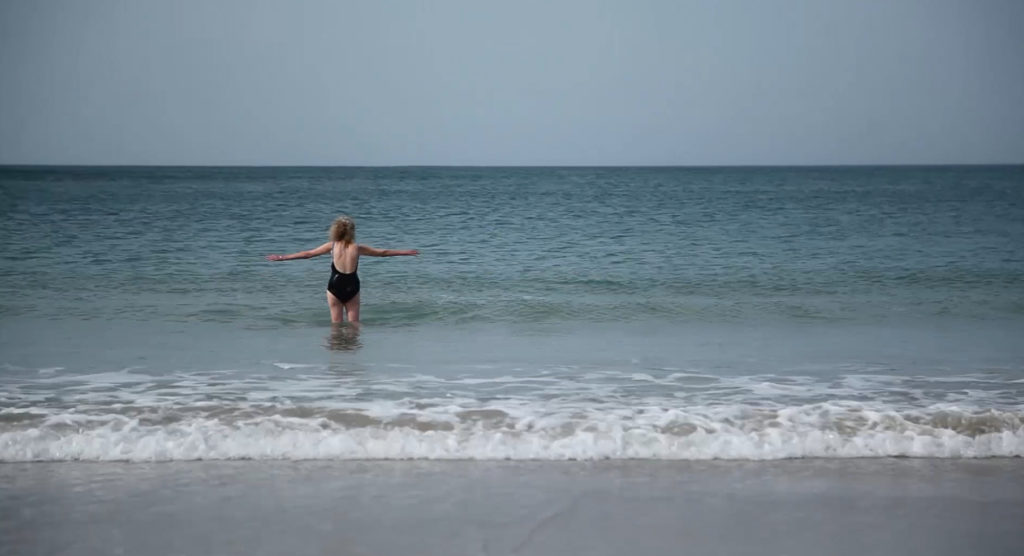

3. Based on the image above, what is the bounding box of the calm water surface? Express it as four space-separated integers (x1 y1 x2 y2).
1 166 1022 461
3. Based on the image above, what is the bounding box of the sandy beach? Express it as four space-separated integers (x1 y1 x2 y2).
3 458 1022 556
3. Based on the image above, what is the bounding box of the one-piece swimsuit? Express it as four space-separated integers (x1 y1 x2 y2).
327 243 360 303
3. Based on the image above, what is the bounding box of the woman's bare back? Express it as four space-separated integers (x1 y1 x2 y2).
332 242 360 273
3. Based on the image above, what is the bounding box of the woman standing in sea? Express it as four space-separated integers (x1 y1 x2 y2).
265 215 419 323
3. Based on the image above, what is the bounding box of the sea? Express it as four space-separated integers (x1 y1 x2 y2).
2 164 1023 462
2 165 1023 555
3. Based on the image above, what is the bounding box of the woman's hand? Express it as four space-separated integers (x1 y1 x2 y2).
265 254 286 261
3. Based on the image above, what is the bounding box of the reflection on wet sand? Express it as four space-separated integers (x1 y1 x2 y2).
325 324 362 352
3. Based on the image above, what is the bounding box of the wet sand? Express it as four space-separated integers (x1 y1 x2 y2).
2 458 1022 556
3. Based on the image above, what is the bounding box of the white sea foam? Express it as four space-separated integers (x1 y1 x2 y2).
2 402 1021 462
272 363 323 370
4 364 1022 462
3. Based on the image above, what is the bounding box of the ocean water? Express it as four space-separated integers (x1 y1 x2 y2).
1 165 1023 461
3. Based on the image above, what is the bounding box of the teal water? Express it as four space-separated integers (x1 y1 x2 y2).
1 166 1023 461
2 165 1022 325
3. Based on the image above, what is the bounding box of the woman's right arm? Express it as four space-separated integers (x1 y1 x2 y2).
358 245 419 257
266 242 332 261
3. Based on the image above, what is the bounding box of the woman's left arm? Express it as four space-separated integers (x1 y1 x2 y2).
266 242 333 261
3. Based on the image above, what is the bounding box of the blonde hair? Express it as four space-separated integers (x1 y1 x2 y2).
329 215 356 244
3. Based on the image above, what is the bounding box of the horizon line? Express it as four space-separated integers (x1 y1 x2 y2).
2 162 1023 169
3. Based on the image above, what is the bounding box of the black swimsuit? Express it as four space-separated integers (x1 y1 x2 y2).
327 244 360 303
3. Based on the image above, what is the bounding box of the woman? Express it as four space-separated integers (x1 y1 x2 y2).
265 215 419 323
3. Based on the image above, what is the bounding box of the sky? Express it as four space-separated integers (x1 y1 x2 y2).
1 0 1022 166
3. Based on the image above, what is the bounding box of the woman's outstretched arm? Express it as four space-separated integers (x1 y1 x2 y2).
266 242 333 261
358 245 419 257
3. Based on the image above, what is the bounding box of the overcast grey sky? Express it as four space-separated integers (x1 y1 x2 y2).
1 0 1022 165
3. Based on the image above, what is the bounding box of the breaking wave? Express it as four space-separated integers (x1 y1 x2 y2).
3 402 1020 461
